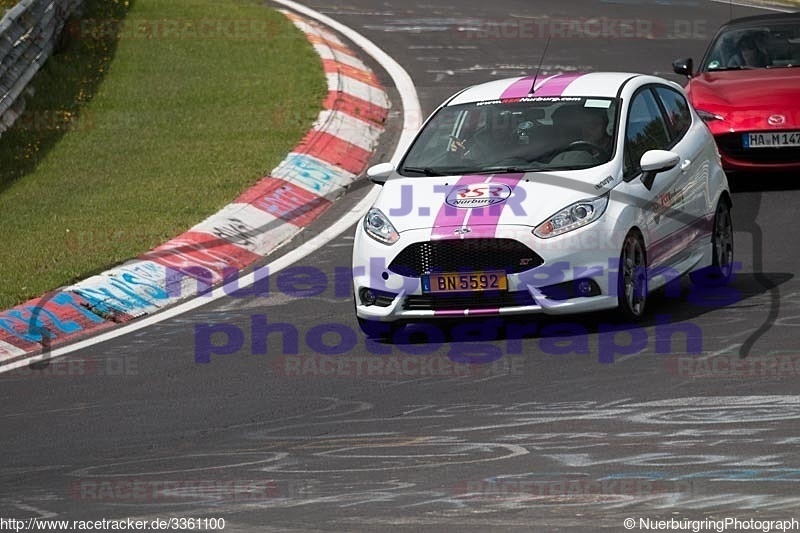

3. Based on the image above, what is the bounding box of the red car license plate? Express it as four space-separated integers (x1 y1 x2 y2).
744 131 800 148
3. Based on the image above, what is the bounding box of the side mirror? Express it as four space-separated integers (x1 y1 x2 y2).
672 57 694 77
366 162 394 185
640 150 680 190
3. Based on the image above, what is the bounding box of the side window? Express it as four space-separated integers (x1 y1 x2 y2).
655 87 692 143
624 89 670 176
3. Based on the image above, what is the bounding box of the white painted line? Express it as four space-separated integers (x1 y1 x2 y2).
314 44 369 70
325 73 390 108
272 0 422 165
189 203 283 255
0 340 26 361
287 17 347 46
0 1 420 374
313 109 383 150
694 343 746 361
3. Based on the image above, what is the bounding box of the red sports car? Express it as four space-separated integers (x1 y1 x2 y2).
673 14 800 173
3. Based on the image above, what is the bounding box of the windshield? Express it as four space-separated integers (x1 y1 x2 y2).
399 96 619 176
702 20 800 71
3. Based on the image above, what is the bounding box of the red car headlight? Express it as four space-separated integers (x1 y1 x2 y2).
695 109 725 122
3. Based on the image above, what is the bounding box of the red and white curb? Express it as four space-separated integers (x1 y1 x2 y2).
0 11 389 365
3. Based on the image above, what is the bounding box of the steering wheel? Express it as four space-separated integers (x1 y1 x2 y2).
564 140 611 160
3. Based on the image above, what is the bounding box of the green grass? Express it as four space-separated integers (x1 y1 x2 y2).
0 0 326 308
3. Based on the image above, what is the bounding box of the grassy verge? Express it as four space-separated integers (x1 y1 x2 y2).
0 0 15 13
0 0 326 308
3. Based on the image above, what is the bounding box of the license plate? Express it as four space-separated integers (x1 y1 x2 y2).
743 131 800 148
422 271 507 293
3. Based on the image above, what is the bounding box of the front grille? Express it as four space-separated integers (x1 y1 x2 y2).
389 239 543 277
403 291 537 311
718 132 800 164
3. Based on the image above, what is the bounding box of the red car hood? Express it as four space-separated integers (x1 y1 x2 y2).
687 68 800 130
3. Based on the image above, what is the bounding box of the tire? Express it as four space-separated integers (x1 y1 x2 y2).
690 200 734 287
617 230 648 321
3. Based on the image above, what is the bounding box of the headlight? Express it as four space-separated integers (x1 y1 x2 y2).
533 194 609 239
363 208 399 245
695 109 724 122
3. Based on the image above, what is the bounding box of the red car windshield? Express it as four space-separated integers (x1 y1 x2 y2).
703 20 800 71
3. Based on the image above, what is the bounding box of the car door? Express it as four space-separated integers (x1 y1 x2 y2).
622 87 685 276
653 85 712 263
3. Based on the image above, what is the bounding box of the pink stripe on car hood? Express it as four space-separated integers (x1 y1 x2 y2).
500 73 584 99
430 175 489 239
462 173 525 238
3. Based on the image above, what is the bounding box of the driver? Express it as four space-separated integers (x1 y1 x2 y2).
729 34 770 68
581 107 613 154
552 105 612 153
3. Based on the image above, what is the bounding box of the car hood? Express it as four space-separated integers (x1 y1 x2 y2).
688 69 800 128
372 169 617 234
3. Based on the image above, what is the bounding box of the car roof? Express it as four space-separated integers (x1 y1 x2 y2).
719 13 800 29
446 72 641 106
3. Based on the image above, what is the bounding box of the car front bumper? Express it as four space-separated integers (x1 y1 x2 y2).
353 224 625 322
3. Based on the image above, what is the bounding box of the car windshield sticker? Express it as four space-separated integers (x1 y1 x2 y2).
585 98 613 108
481 96 585 106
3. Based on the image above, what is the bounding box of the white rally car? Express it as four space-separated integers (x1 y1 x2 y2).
352 72 732 335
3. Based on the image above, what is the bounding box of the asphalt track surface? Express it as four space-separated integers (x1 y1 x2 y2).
2 0 799 531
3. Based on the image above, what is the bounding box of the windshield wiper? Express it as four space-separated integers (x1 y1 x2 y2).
401 166 447 176
472 166 545 175
402 165 545 176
